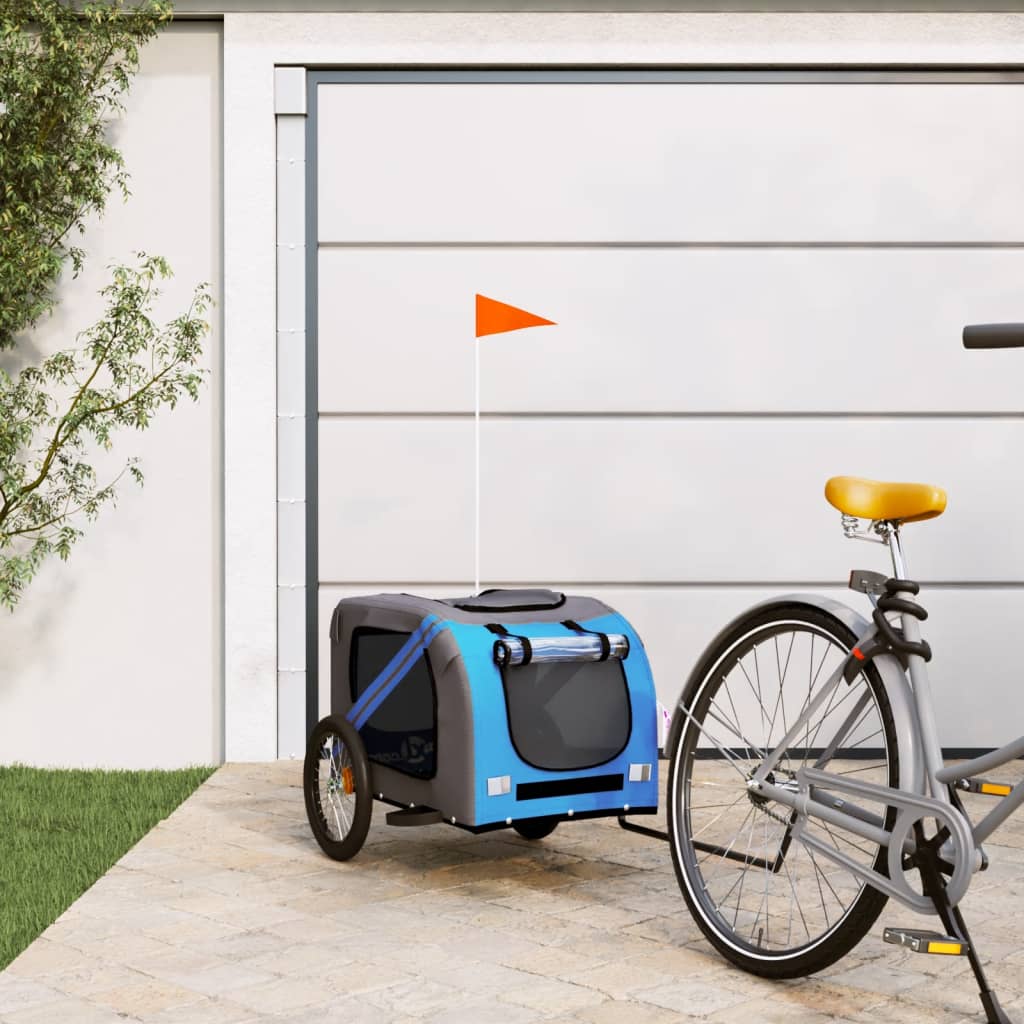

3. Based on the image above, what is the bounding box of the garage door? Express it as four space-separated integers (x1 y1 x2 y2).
307 70 1024 750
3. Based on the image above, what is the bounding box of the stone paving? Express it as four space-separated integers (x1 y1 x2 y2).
2 760 1024 1023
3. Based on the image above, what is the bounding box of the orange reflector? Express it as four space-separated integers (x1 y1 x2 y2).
341 766 355 795
852 648 865 661
926 941 963 955
980 783 1012 797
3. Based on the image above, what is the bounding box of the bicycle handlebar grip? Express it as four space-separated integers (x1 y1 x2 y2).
963 323 1024 349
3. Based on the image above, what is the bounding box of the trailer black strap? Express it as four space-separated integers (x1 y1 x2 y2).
486 623 533 666
561 619 612 661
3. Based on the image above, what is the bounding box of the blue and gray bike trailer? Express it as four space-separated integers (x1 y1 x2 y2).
303 588 659 859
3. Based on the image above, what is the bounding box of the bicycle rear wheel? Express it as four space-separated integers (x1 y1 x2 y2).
667 603 899 978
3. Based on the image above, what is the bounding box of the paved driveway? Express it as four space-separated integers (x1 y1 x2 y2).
2 761 1023 1023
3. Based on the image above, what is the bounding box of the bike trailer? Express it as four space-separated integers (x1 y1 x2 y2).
327 588 658 833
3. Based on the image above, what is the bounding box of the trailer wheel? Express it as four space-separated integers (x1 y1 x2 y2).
304 715 372 861
513 817 559 840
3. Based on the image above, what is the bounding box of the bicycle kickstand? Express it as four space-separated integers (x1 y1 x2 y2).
915 839 1014 1024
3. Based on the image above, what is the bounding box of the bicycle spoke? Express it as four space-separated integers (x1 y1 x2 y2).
703 704 767 762
807 844 841 924
692 790 750 841
715 859 748 915
699 804 756 881
801 636 835 767
730 808 758 929
690 800 754 811
767 635 789 757
819 819 875 863
737 652 771 750
801 634 815 767
813 690 873 767
700 819 757 909
698 811 754 874
803 680 862 758
833 700 879 756
750 813 771 946
678 706 753 779
753 644 772 753
836 759 887 776
780 848 812 944
721 678 748 758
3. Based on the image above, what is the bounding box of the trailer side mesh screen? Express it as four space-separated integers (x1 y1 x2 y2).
351 628 437 779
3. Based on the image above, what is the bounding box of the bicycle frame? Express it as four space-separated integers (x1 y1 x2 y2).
713 524 1024 912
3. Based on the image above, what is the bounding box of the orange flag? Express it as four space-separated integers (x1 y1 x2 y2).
476 294 556 338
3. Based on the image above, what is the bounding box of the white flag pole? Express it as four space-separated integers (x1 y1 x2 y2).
473 295 552 596
474 334 481 596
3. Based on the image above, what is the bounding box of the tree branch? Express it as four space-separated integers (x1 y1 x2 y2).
5 466 129 539
11 323 120 509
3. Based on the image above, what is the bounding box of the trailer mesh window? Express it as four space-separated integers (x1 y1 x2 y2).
500 659 631 771
351 628 437 779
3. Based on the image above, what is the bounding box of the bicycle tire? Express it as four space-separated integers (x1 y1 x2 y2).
667 603 899 979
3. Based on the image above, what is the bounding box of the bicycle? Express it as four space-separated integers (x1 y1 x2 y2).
665 323 1024 1024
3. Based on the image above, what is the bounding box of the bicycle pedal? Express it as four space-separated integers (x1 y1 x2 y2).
883 928 968 956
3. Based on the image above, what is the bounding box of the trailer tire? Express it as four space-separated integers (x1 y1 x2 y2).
304 715 372 861
513 817 559 840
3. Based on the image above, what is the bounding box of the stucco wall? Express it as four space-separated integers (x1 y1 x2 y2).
0 23 223 769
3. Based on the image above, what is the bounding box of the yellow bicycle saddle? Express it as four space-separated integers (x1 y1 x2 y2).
824 476 947 524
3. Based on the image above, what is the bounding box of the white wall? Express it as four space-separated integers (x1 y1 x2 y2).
0 24 223 769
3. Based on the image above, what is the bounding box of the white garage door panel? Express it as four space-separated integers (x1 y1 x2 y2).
316 584 1024 748
317 247 1024 414
318 418 474 581
317 417 1024 584
317 84 1024 243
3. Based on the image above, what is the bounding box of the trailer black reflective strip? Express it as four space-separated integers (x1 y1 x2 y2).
516 774 624 801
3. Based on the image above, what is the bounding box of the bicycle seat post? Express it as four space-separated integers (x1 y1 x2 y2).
879 522 908 579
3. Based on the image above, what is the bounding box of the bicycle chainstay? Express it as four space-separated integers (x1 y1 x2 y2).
789 767 976 913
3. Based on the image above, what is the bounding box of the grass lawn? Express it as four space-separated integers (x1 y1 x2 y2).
0 764 215 970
